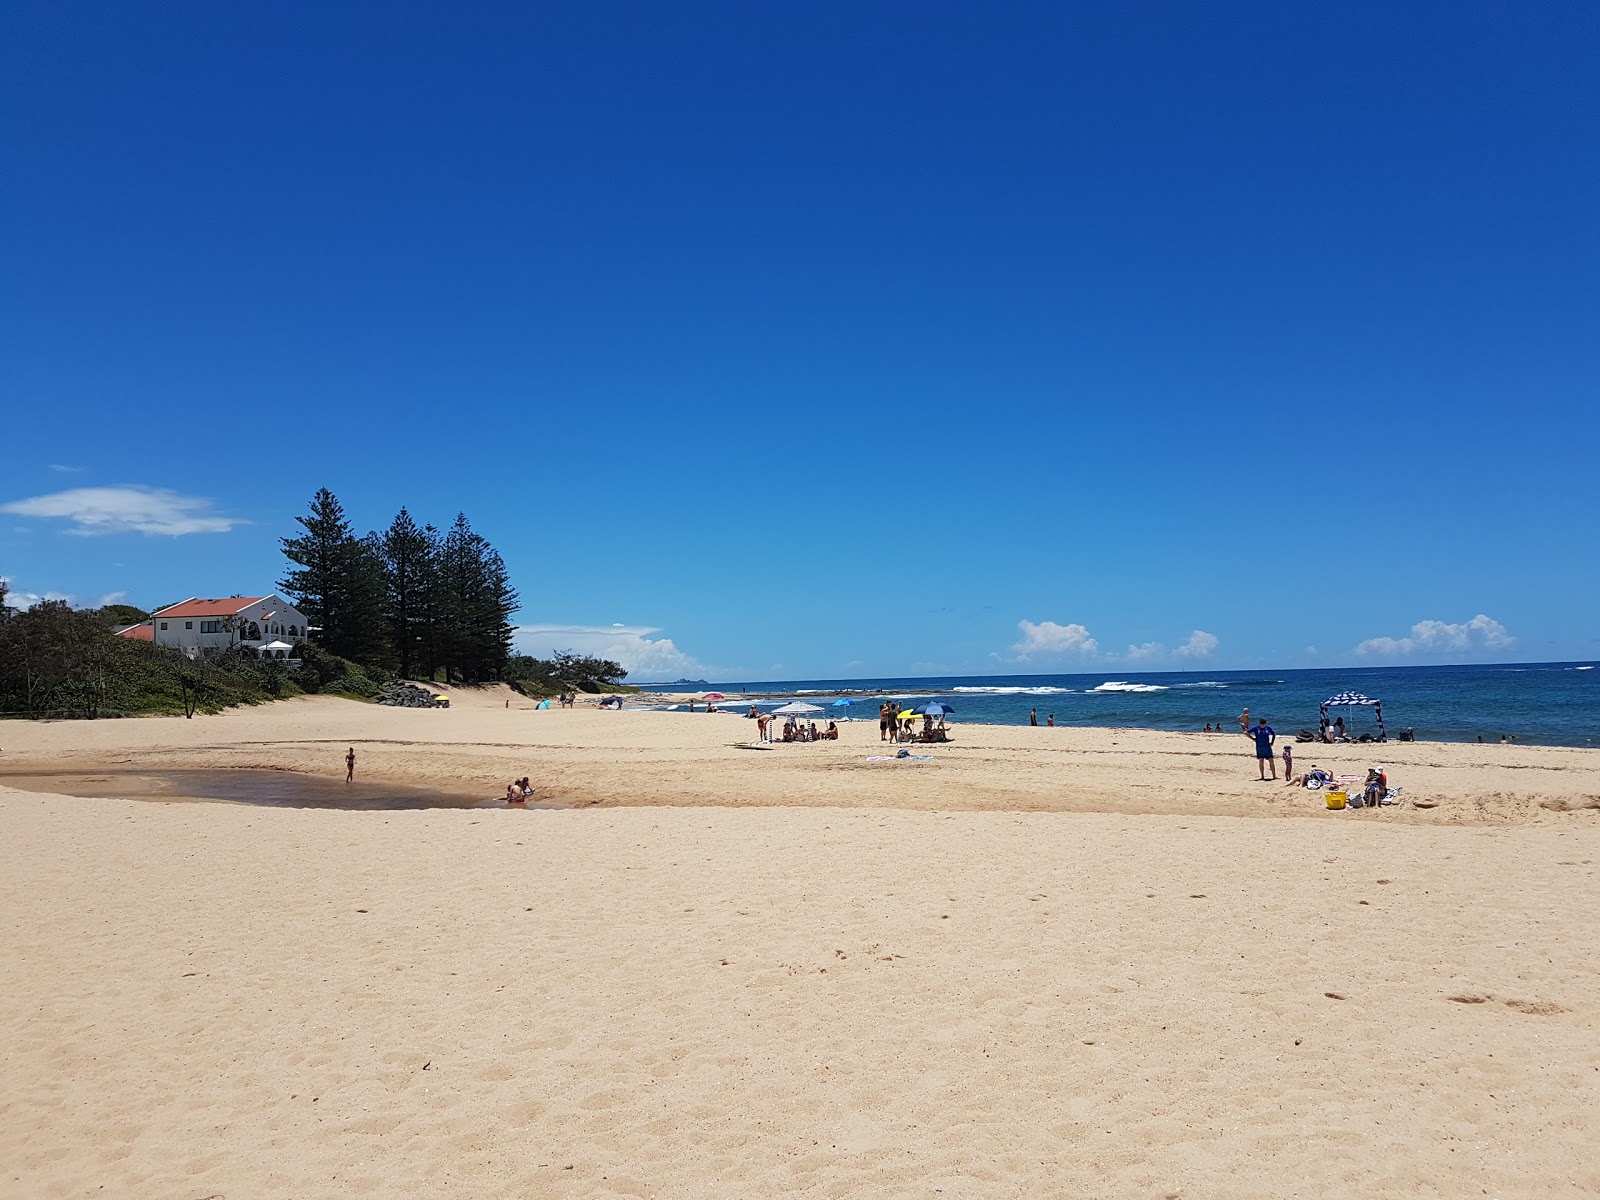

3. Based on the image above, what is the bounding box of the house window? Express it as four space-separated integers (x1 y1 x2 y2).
159 622 167 630
288 625 298 637
200 620 221 634
185 621 193 630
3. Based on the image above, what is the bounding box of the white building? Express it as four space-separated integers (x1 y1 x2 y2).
120 594 311 660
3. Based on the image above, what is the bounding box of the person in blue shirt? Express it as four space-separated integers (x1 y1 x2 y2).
1250 718 1277 780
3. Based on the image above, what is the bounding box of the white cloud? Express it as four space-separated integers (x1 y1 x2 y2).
1355 614 1515 659
48 464 84 473
1010 619 1099 660
1 578 133 612
513 623 718 681
0 486 242 536
0 576 70 610
1175 630 1219 658
1122 629 1218 663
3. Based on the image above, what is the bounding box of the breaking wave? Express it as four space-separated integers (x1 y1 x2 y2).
1089 681 1168 694
952 685 1074 695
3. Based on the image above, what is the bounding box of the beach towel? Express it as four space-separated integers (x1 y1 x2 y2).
730 742 773 751
866 754 932 762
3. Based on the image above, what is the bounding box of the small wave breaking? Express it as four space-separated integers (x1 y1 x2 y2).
952 685 1074 695
1089 681 1169 694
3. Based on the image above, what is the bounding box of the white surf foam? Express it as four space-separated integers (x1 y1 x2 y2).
951 685 1074 695
1089 681 1169 694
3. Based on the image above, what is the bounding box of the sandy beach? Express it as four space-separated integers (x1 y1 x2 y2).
3 691 1598 1197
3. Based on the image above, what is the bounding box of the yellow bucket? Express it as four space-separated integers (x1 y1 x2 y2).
1325 790 1347 810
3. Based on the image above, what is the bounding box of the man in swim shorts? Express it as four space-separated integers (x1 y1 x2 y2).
880 701 892 742
1249 717 1276 780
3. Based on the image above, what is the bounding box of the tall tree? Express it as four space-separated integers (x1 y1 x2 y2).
380 507 435 680
279 488 387 665
437 513 519 682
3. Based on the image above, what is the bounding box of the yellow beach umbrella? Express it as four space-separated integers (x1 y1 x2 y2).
898 709 917 720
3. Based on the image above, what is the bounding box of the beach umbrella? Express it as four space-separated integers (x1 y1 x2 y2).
898 709 918 720
772 701 824 715
831 698 854 707
703 692 726 701
913 701 954 717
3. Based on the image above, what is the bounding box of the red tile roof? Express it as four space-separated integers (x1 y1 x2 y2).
116 623 155 641
152 596 269 618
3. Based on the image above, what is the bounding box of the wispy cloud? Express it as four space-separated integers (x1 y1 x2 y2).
48 463 85 473
0 486 243 536
1355 614 1514 659
1009 619 1100 660
513 622 723 681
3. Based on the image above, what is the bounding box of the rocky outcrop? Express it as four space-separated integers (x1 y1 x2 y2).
376 682 449 708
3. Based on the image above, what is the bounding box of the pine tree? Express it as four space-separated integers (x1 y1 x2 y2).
279 488 388 665
437 513 519 682
380 507 435 680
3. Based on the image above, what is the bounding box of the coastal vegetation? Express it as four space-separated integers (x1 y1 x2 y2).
502 650 633 696
0 596 379 718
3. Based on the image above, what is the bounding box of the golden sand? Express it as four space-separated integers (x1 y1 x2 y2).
2 689 1596 1197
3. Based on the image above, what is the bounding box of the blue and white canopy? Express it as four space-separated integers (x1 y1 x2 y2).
1320 692 1385 736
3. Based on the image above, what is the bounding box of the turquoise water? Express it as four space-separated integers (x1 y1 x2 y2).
644 662 1599 746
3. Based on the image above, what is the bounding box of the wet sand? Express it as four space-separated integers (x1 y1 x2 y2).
1 767 518 810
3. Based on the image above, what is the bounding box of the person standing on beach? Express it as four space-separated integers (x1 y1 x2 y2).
1281 743 1293 782
1030 708 1038 726
880 701 892 742
1249 718 1276 780
345 746 356 783
1046 714 1055 727
1238 707 1250 734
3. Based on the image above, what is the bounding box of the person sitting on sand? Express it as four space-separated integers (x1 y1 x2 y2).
506 783 525 804
1204 722 1212 733
1287 765 1332 788
825 721 838 740
1363 767 1388 807
517 776 534 798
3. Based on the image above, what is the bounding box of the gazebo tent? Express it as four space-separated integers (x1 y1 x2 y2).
1320 692 1385 740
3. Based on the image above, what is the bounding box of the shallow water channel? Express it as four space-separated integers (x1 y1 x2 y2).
0 768 557 811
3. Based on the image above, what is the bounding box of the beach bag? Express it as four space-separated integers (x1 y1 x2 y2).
1325 791 1347 810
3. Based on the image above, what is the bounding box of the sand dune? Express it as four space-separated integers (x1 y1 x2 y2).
1 699 1597 1197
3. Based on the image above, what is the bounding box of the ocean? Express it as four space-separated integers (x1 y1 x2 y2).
641 662 1600 747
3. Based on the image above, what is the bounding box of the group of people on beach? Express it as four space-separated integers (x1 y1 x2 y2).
880 702 953 744
758 713 838 743
504 777 535 804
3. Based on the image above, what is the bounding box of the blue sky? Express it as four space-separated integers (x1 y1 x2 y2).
3 2 1596 681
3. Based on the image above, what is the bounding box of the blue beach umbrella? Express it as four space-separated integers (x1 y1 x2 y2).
832 697 855 720
913 701 954 716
